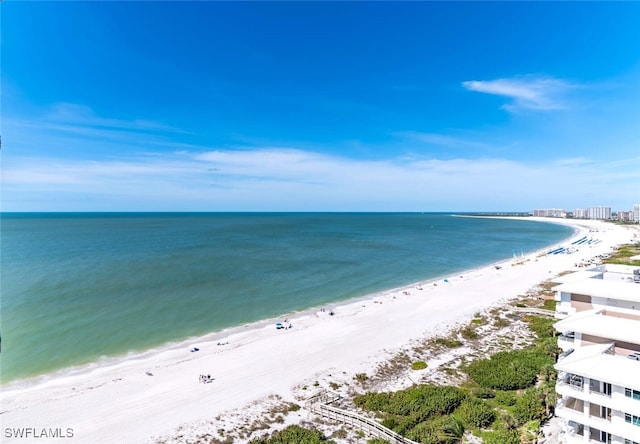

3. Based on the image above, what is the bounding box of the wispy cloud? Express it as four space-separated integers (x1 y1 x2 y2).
45 102 189 134
4 99 638 212
3 147 639 212
462 76 577 112
395 131 493 150
553 157 593 167
5 102 203 161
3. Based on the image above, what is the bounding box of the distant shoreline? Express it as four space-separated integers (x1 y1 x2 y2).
1 215 575 389
0 213 573 386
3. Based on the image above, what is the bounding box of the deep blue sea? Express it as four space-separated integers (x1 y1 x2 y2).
0 213 573 384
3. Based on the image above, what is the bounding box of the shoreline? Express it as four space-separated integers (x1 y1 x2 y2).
1 218 637 444
0 217 577 390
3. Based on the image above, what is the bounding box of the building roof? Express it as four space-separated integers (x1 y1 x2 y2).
553 278 640 304
555 343 640 391
551 271 603 284
554 309 640 345
601 263 640 274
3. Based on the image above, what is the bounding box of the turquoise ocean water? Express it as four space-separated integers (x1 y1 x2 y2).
0 213 573 384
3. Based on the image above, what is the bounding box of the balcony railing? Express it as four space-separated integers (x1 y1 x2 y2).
557 381 584 394
558 348 575 360
558 334 575 343
588 388 611 399
557 374 584 391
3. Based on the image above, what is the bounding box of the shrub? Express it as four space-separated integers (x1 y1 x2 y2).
541 299 556 311
411 361 428 371
456 398 496 428
434 337 463 348
482 428 520 444
406 416 463 444
494 390 516 406
331 428 347 439
355 373 369 383
380 417 397 430
249 425 335 444
464 350 548 390
367 439 391 444
460 326 479 340
523 315 555 338
521 420 542 444
473 387 495 399
354 385 467 419
514 388 546 424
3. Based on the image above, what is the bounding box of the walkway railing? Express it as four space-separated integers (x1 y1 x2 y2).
514 307 556 317
304 391 420 444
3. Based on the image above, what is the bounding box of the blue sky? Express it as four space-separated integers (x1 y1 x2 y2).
2 1 639 212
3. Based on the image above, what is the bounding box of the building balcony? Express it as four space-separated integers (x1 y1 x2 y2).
619 395 640 418
562 435 610 444
554 301 577 319
556 397 585 424
555 399 618 438
557 374 584 392
616 419 640 443
587 388 611 401
558 333 576 350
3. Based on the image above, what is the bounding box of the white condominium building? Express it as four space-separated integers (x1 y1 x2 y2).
553 265 640 444
574 209 590 219
534 209 568 218
588 206 613 220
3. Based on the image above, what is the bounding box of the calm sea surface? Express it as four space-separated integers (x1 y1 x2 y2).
0 213 573 384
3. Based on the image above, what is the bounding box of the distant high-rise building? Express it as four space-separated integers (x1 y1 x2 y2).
533 209 566 218
633 204 640 223
588 206 612 220
574 209 589 219
618 211 633 222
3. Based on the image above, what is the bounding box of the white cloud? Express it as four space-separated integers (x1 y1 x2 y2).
4 98 638 212
462 76 576 111
45 102 187 133
553 157 593 166
394 131 493 150
3 148 639 212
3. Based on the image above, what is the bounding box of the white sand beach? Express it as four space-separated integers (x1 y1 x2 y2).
1 218 638 444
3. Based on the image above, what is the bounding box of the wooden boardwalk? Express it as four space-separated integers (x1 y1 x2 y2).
514 306 556 317
304 391 420 444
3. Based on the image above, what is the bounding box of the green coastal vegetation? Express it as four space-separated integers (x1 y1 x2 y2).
602 242 640 265
254 313 557 444
411 361 428 371
249 424 335 443
348 315 557 444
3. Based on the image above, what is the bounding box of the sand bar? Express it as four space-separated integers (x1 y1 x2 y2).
1 218 638 443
